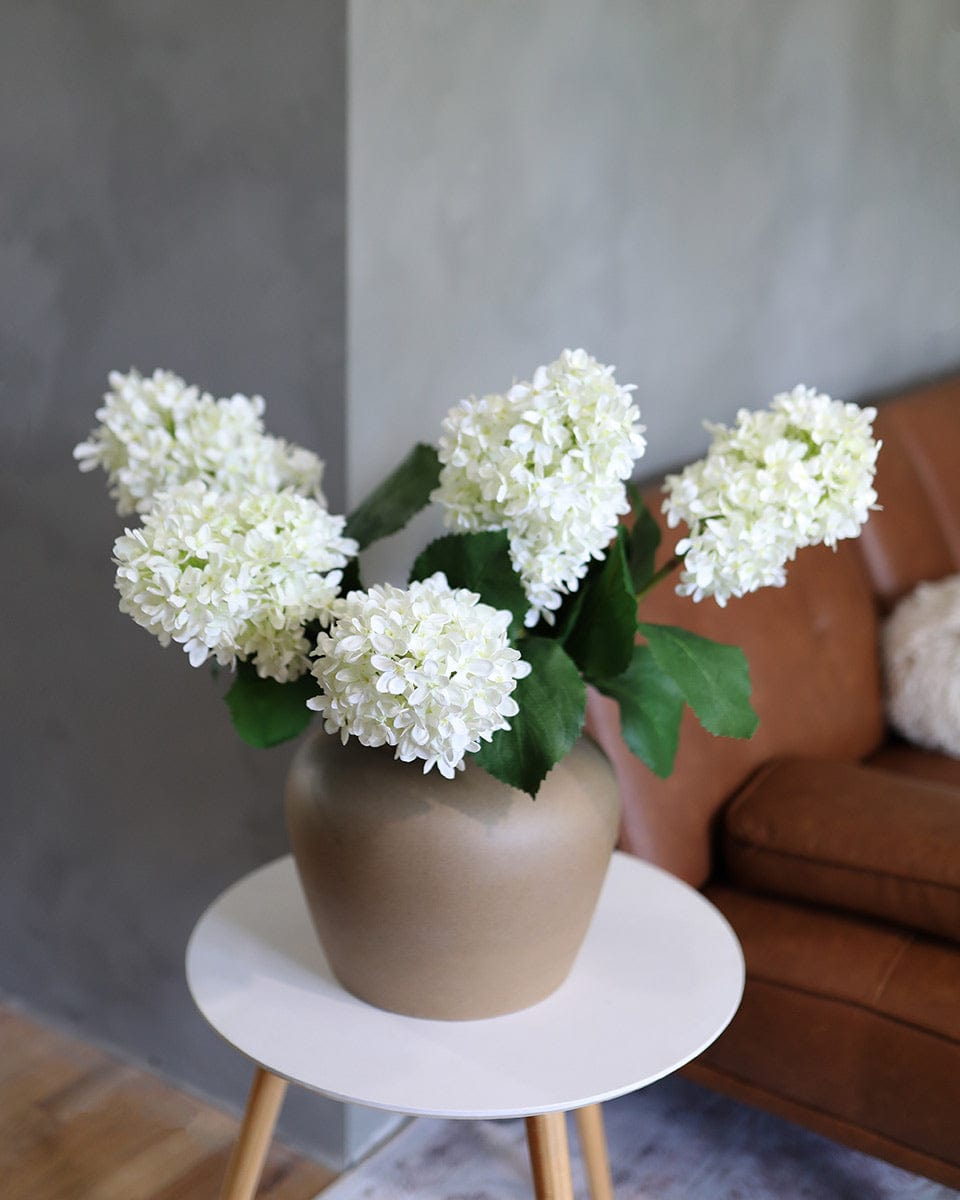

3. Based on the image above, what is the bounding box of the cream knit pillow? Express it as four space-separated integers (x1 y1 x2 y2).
883 574 960 758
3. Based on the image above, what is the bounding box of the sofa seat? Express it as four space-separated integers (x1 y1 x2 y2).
693 752 960 1185
688 886 960 1189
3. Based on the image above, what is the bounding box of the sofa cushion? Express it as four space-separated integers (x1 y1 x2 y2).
857 376 960 612
697 886 960 1187
722 758 960 942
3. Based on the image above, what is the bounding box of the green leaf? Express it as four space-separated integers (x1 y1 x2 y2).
626 482 661 592
408 530 527 637
225 662 317 749
562 528 637 682
473 638 586 797
637 622 758 739
594 645 684 778
343 443 441 551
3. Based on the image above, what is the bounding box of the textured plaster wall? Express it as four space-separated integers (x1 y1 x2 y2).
349 0 960 580
0 0 375 1162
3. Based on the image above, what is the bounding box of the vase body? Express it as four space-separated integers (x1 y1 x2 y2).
284 732 622 1020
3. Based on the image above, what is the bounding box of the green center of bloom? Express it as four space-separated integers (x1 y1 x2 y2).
784 425 819 457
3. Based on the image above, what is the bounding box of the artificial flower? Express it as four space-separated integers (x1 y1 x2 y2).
74 368 324 516
663 386 880 605
113 480 356 681
309 573 531 777
433 349 646 625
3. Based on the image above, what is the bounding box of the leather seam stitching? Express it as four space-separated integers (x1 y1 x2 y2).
871 934 914 1006
746 973 960 1047
725 834 957 892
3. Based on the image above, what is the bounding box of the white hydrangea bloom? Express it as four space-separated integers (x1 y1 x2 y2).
663 386 880 606
74 369 325 516
113 481 357 682
309 573 531 778
433 349 646 626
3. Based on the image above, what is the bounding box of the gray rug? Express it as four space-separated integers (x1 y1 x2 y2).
321 1076 958 1199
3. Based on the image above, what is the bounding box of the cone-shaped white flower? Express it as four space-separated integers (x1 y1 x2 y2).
433 349 646 626
75 369 324 516
663 386 880 606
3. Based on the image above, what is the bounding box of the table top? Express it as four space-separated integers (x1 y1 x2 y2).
186 852 744 1120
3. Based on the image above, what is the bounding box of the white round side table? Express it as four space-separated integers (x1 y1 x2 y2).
186 851 744 1200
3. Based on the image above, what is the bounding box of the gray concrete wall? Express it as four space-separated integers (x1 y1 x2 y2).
349 0 960 580
0 0 377 1163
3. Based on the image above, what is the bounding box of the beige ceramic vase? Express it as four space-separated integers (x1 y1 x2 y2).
284 731 622 1020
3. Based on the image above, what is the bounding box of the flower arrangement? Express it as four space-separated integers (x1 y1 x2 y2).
77 352 880 795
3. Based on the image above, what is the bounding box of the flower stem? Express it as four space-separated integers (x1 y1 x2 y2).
636 555 682 601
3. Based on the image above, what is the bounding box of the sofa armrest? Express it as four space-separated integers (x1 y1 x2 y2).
723 758 960 943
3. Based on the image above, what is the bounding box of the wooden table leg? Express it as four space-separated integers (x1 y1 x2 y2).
575 1104 614 1200
525 1111 574 1200
219 1067 289 1200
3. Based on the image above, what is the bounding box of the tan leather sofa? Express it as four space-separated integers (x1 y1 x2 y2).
589 375 960 1188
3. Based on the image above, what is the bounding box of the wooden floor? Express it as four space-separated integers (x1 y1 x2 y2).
0 1004 336 1200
